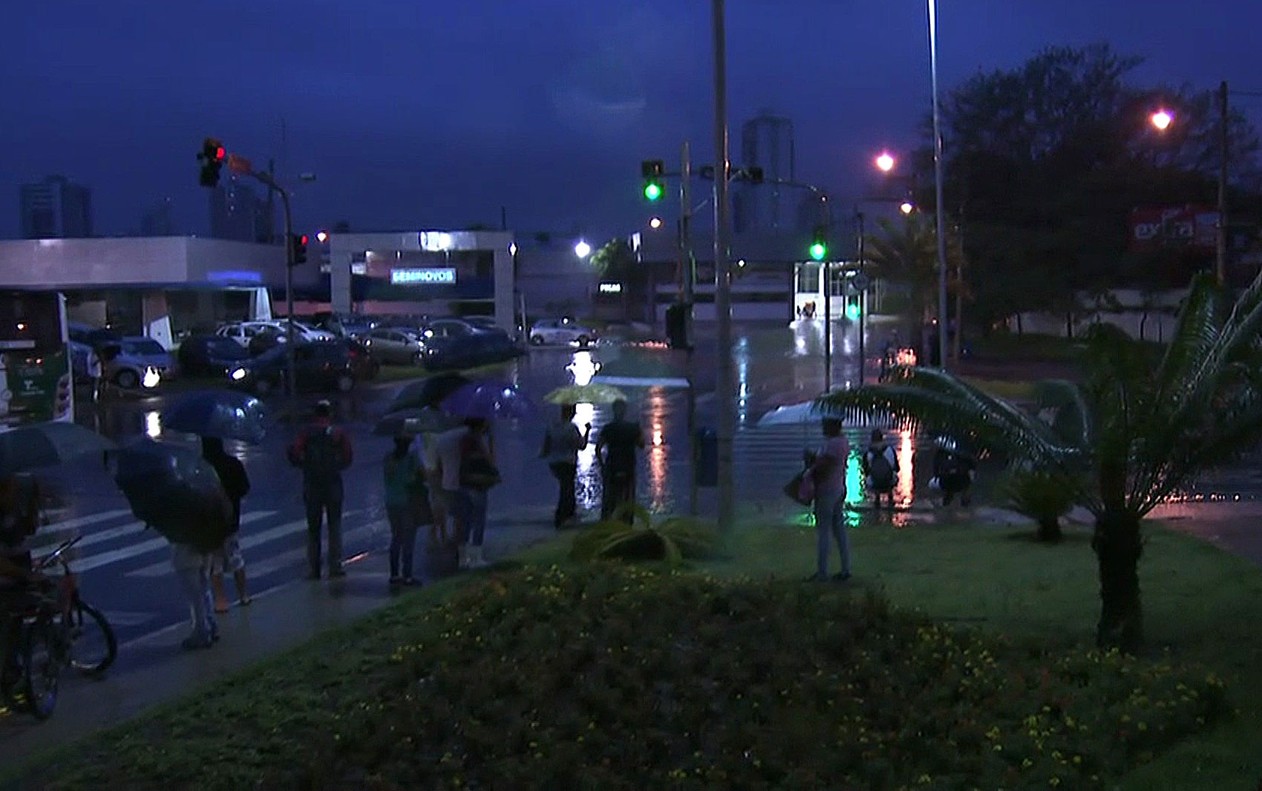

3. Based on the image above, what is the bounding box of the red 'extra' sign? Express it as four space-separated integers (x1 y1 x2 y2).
1129 205 1218 252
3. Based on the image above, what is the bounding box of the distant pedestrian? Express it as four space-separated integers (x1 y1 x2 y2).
456 418 498 569
287 400 353 579
595 399 644 520
171 541 216 650
435 422 471 565
384 434 424 587
933 438 975 507
541 404 591 528
862 429 898 510
805 418 851 582
202 437 252 612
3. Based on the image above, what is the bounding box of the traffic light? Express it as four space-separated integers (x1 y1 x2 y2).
809 225 828 261
845 294 861 321
641 159 665 202
744 166 764 184
289 233 309 265
198 137 226 187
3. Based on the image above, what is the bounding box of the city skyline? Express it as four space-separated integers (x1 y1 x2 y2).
2 1 1260 243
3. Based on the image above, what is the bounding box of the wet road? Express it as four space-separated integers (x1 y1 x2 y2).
23 319 1262 675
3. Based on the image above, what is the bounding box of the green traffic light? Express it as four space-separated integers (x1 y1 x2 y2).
644 181 663 202
845 301 861 320
809 242 827 261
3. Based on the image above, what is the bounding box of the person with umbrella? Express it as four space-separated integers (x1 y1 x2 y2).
541 404 591 529
202 437 252 612
595 399 645 520
287 400 354 579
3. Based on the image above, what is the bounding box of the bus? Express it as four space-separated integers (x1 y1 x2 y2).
0 290 73 428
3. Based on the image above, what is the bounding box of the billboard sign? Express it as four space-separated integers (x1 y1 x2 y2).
1130 205 1218 252
390 267 457 285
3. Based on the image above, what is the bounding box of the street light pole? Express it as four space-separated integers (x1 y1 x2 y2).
928 0 950 371
856 208 866 385
712 0 735 535
1217 79 1229 287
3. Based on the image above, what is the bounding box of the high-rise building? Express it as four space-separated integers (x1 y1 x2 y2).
19 175 93 239
734 112 796 233
140 197 176 236
209 177 272 243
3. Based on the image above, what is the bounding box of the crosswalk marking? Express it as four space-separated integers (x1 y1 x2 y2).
74 510 277 574
125 510 366 578
242 519 386 578
29 508 136 550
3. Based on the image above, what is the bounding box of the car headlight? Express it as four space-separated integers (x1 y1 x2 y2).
230 367 247 381
142 367 162 389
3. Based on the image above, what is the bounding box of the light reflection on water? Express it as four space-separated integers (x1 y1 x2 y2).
646 389 669 512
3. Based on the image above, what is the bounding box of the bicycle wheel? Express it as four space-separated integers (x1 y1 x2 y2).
68 600 117 675
19 620 60 720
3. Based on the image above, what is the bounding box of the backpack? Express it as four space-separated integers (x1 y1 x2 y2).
301 426 345 483
867 447 896 491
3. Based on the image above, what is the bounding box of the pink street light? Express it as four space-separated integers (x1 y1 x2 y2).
875 151 896 172
1150 109 1174 131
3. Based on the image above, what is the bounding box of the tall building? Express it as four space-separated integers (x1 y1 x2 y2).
209 177 271 243
19 175 93 239
734 112 796 233
140 197 176 236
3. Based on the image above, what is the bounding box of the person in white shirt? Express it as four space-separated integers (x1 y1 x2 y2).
434 424 471 564
541 404 591 528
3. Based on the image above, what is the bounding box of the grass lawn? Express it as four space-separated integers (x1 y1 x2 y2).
21 513 1262 790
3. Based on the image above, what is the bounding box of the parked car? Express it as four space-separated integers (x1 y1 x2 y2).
528 318 598 347
312 313 376 339
421 318 520 371
247 325 287 357
96 336 171 390
177 334 252 377
68 322 123 348
227 340 359 396
68 340 101 395
361 327 426 365
216 321 284 348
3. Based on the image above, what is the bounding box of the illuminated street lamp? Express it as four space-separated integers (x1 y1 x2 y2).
875 151 896 173
899 200 915 215
649 216 663 229
1149 109 1174 131
316 230 329 244
574 240 592 259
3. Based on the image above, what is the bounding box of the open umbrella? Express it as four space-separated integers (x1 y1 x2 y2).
389 372 470 412
0 423 115 476
111 439 233 553
544 383 628 405
373 407 459 437
592 355 691 389
440 381 535 420
159 389 267 444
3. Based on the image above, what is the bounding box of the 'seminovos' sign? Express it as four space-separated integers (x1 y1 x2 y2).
390 268 457 285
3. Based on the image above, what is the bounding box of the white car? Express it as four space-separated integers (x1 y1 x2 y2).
528 318 598 347
216 320 334 347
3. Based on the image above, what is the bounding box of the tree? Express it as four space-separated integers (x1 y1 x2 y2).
865 215 967 355
588 238 637 281
818 270 1262 652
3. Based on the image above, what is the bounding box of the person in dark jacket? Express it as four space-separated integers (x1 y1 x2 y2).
933 438 976 507
287 400 354 579
202 436 252 611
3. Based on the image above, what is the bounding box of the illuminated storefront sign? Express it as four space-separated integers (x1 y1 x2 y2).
598 282 622 294
390 267 457 285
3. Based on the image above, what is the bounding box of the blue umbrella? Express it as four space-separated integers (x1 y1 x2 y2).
111 439 233 552
160 390 267 444
440 381 535 420
389 373 470 412
0 423 115 476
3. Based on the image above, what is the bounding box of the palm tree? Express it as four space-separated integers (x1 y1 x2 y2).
864 215 939 324
817 271 1262 652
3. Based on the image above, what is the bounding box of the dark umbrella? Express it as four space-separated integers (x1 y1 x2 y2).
373 407 459 437
111 439 233 553
0 423 115 476
440 381 535 420
159 389 268 444
389 372 470 412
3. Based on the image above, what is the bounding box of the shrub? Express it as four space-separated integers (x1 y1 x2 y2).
302 566 1226 790
1001 467 1079 542
570 504 719 564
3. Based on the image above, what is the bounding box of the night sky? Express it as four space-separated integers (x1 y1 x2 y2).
2 0 1259 243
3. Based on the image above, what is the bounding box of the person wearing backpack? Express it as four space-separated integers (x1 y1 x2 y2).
932 438 976 507
287 400 354 579
862 429 899 510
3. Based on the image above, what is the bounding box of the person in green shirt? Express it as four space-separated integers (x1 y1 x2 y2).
383 434 425 587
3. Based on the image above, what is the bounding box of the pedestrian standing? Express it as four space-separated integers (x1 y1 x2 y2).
287 400 353 580
202 436 252 612
435 422 471 566
595 399 644 520
861 429 899 510
456 418 498 569
541 404 590 528
171 540 216 650
384 434 424 587
412 427 450 547
805 418 852 582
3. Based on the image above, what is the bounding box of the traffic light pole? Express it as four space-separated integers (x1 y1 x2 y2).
855 208 866 386
712 0 735 536
680 140 699 516
248 169 297 406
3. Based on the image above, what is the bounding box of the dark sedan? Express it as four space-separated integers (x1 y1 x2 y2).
420 318 521 371
177 335 252 377
227 340 361 396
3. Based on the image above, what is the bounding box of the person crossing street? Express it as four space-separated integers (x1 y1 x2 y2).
288 400 354 580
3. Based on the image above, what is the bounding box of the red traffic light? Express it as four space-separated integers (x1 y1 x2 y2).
299 234 309 245
214 145 225 162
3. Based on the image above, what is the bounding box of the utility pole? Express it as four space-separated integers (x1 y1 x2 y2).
821 197 832 392
1217 80 1229 287
248 169 297 404
928 0 950 371
712 0 735 535
856 209 866 385
680 140 699 516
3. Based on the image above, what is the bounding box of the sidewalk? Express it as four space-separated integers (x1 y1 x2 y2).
0 507 558 775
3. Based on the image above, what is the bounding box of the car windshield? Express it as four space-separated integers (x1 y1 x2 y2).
122 338 166 355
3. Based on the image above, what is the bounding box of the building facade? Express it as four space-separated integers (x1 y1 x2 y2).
734 112 796 233
19 175 93 239
209 177 271 243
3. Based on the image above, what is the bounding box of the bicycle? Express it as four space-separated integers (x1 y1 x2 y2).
1 535 117 719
